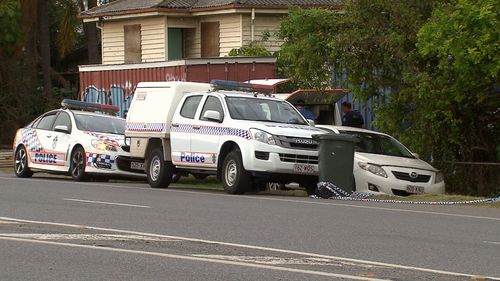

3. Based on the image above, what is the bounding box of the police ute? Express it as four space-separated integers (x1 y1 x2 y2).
124 80 326 194
13 100 143 180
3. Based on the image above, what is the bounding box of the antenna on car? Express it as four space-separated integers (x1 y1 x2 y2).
61 99 119 116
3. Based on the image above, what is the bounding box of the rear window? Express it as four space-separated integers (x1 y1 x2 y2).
180 95 203 119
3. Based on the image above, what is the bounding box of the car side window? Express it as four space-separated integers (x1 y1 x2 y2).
180 95 203 119
200 96 224 121
36 112 57 131
53 112 72 133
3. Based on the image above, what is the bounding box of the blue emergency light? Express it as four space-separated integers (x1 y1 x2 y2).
211 80 254 92
61 99 119 115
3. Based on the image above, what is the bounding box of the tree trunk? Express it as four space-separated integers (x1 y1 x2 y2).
85 0 100 64
19 0 38 76
38 0 52 99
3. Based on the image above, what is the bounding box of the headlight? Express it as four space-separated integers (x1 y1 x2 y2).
358 162 388 178
435 171 444 183
91 139 117 152
250 129 276 145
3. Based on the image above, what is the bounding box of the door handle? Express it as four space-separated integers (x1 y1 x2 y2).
192 126 201 130
171 123 179 128
46 135 52 138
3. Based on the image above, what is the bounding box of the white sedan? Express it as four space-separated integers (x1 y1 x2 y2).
318 126 445 196
13 100 143 181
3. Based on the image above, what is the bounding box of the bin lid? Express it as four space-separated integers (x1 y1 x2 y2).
312 133 359 142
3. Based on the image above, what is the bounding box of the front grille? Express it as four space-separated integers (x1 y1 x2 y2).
392 171 431 183
279 154 318 165
275 136 318 150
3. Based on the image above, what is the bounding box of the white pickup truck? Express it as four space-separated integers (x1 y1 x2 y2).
123 80 326 194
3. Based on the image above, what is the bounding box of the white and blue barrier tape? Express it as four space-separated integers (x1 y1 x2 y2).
314 182 500 205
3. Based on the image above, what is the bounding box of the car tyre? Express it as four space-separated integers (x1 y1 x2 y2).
222 149 251 194
14 146 32 178
146 148 173 188
70 146 87 181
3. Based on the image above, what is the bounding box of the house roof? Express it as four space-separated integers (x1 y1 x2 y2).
81 0 340 18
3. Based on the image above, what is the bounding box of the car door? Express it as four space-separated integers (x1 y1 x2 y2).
31 111 58 169
170 94 204 167
50 111 73 169
190 95 225 168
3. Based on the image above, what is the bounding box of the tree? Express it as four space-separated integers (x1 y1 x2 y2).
415 0 500 194
277 7 338 89
39 0 53 99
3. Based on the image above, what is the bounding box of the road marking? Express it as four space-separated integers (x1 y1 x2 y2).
0 216 498 280
1 175 498 221
192 255 383 268
0 236 388 281
483 241 500 246
63 198 151 209
0 233 177 242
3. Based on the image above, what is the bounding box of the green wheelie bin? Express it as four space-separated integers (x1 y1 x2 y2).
312 133 358 193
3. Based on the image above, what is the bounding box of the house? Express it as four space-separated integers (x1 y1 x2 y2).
78 0 340 117
80 0 340 64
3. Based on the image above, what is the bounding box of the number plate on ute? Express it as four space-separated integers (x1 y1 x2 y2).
293 164 317 174
130 161 145 171
406 185 424 194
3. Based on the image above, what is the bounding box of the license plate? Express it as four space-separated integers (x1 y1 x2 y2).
406 185 424 194
130 161 145 171
293 164 316 174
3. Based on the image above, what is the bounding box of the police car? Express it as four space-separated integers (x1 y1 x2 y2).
13 99 142 180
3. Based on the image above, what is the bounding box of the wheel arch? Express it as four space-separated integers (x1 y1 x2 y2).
216 141 240 181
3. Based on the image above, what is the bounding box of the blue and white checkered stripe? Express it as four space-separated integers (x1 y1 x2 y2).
86 153 115 166
126 123 166 132
171 124 251 140
21 128 43 152
315 182 500 205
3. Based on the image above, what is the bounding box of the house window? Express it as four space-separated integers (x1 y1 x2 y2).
168 28 183 61
201 22 220 58
124 24 141 63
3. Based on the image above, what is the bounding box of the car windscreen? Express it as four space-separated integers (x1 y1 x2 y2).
226 97 307 125
340 130 415 158
74 114 125 135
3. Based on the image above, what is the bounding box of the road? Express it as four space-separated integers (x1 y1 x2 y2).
0 172 499 280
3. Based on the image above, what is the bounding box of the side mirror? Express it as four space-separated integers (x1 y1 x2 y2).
412 153 420 159
307 119 315 126
202 110 222 122
54 125 70 134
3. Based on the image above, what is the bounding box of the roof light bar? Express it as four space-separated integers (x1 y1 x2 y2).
210 80 272 94
61 99 119 115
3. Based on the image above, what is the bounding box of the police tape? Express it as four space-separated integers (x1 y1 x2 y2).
313 182 500 205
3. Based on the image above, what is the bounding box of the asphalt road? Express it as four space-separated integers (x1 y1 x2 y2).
0 172 499 280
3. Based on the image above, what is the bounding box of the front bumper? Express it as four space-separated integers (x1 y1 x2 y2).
85 151 143 177
354 167 445 195
242 141 319 176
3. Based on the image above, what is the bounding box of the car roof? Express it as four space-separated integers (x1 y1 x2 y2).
317 125 388 136
66 109 124 120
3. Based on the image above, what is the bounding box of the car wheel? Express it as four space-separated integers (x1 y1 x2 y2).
146 148 173 188
14 146 32 178
192 173 208 180
266 182 285 191
70 146 87 181
222 149 251 194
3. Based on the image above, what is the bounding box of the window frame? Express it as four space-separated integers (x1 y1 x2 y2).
179 95 203 119
36 111 59 131
200 96 224 122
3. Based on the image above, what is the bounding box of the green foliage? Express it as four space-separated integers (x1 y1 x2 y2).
277 7 338 89
277 0 499 195
53 0 81 58
228 42 272 57
0 0 21 52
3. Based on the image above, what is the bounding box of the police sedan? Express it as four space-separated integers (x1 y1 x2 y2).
318 126 445 196
13 99 142 181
